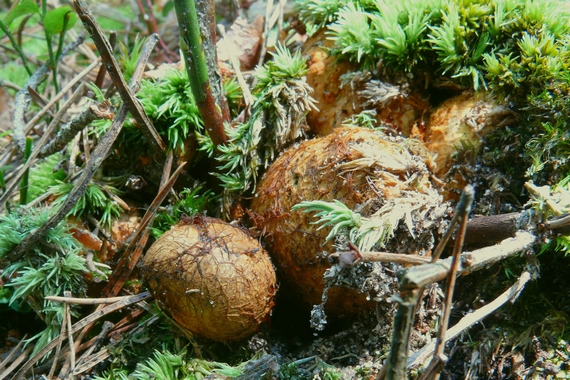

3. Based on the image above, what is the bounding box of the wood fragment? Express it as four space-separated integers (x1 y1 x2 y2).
398 231 535 291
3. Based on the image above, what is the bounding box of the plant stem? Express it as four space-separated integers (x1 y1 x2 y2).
19 137 33 205
0 19 33 76
174 0 228 147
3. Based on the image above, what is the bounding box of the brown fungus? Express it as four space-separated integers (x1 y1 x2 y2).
250 127 444 316
141 215 277 342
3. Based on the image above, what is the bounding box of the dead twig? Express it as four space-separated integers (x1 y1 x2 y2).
46 294 142 305
12 36 86 151
12 292 152 379
0 81 88 213
0 346 32 380
329 249 434 267
102 153 185 297
408 270 532 370
0 334 27 376
398 231 536 291
73 0 166 154
418 186 474 380
6 30 159 262
73 320 114 376
384 186 474 380
39 100 114 158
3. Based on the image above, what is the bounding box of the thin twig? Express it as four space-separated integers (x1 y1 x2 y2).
384 186 473 380
12 36 86 151
73 0 166 154
39 101 114 158
0 346 32 380
0 82 87 213
407 270 532 369
398 231 536 291
330 250 434 266
419 186 474 380
12 292 152 379
46 294 141 304
48 300 69 379
6 34 158 261
0 334 27 374
73 321 114 376
102 153 186 297
65 292 76 375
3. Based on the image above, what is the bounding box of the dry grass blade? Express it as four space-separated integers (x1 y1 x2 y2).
12 291 152 379
73 0 166 154
12 37 86 151
0 346 32 380
5 29 160 262
0 59 99 213
45 294 142 304
102 153 186 297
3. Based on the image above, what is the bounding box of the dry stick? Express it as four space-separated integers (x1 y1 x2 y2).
27 86 55 117
398 230 536 291
73 320 114 375
419 186 474 380
380 230 535 380
0 81 88 213
6 92 124 262
66 293 77 375
0 334 27 374
407 270 532 370
5 29 159 262
384 186 474 380
12 36 86 151
102 153 185 297
21 59 98 137
39 101 114 158
330 250 434 266
73 349 110 377
73 0 166 154
0 346 32 380
60 37 161 379
46 294 137 304
12 292 152 379
48 301 70 380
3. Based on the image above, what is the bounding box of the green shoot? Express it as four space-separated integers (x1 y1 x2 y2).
292 200 362 243
49 180 123 230
150 186 215 238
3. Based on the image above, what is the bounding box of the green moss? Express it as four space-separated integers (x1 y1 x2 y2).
150 186 215 238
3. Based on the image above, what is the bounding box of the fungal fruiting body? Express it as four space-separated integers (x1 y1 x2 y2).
141 216 277 341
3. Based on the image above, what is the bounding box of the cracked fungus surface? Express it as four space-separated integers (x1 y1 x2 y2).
251 127 445 316
141 216 277 342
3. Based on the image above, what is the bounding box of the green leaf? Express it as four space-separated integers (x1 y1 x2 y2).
4 0 40 28
43 6 77 36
